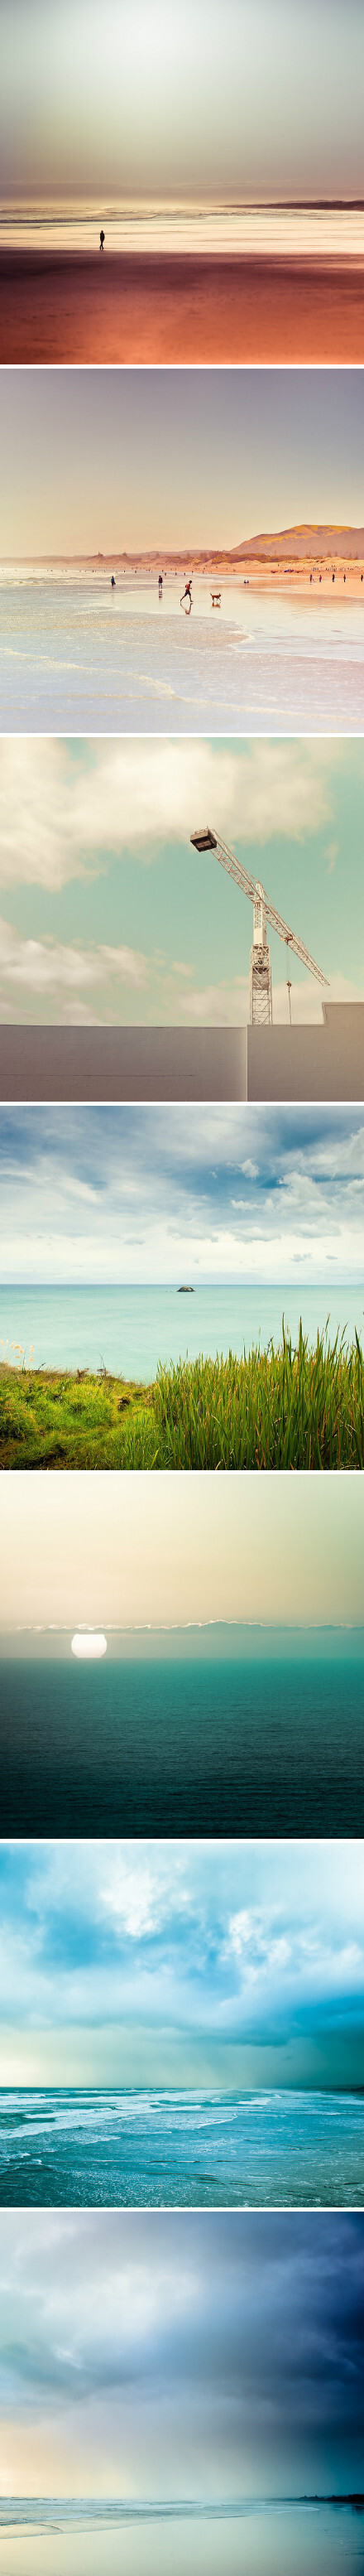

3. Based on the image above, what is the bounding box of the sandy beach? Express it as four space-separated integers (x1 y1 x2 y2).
1 250 364 364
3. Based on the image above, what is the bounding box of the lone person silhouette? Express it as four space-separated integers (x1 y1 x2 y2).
99 229 105 251
180 577 193 610
111 575 116 588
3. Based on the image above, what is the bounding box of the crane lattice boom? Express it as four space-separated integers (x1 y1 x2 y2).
190 826 328 1027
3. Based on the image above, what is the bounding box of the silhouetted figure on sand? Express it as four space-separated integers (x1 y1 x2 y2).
158 574 163 596
100 229 105 251
111 575 116 588
180 578 193 611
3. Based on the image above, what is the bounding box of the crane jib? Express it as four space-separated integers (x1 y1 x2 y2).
190 827 328 988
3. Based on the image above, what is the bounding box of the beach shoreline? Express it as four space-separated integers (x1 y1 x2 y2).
2 557 364 592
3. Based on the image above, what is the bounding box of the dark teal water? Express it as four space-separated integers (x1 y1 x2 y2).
0 2087 362 2209
0 1657 363 1836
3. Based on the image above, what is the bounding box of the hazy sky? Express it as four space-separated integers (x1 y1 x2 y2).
2 0 364 200
1 1837 363 2090
1 372 364 556
1 1102 364 1284
0 2209 362 2497
0 737 362 1028
0 1472 362 1633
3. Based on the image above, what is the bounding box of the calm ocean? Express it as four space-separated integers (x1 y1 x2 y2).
0 2500 362 2576
2 576 364 731
0 2087 362 2210
1 1657 363 1836
1 1283 362 1379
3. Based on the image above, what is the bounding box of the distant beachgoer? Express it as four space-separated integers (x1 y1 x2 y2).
100 229 105 251
111 575 116 588
343 572 346 583
158 574 163 595
180 578 193 610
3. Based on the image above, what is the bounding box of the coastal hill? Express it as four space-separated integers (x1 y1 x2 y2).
233 523 364 560
13 525 364 572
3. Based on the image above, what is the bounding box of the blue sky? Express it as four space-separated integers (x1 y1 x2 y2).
0 1837 363 2089
0 738 362 1027
0 1473 362 1637
2 0 364 200
0 2209 362 2498
1 1102 364 1282
2 371 364 556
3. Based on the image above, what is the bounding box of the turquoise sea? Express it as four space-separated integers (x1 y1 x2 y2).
0 2500 362 2576
0 2087 362 2209
1 1655 363 1836
1 1282 362 1379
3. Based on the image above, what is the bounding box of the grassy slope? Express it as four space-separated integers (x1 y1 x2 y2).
1 1327 363 1469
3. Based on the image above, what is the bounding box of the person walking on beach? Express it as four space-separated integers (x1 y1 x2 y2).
180 577 193 611
99 228 105 251
111 574 116 588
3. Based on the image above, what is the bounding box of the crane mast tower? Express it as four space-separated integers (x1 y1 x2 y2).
190 826 328 1025
250 884 272 1025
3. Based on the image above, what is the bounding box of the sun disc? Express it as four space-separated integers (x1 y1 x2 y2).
71 1633 108 1659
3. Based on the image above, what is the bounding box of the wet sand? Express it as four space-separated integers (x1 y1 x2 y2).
1 250 364 364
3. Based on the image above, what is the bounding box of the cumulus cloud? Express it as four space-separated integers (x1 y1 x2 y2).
0 739 343 891
0 1099 363 1285
0 914 147 1004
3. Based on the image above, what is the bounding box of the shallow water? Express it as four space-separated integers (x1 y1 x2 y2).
2 1657 363 1837
2 201 364 255
0 2086 362 2209
1 1282 362 1379
2 577 364 731
0 2501 362 2576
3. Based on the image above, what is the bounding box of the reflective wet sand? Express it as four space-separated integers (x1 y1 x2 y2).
1 253 364 364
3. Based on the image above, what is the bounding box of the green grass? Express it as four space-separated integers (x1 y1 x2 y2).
1 1322 363 1468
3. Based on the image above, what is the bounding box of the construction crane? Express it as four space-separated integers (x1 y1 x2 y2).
190 826 328 1027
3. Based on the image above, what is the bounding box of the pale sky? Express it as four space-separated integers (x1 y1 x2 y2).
0 737 362 1028
0 2210 362 2499
1 1836 362 2091
1 371 364 557
2 0 364 200
0 1474 362 1633
1 1103 364 1285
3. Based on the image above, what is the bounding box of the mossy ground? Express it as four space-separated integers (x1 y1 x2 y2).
1 1324 363 1469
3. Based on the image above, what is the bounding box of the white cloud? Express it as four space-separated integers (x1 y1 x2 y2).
0 739 344 890
0 915 148 1004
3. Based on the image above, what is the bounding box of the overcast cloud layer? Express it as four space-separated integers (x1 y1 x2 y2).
0 1838 363 2088
0 2210 362 2499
